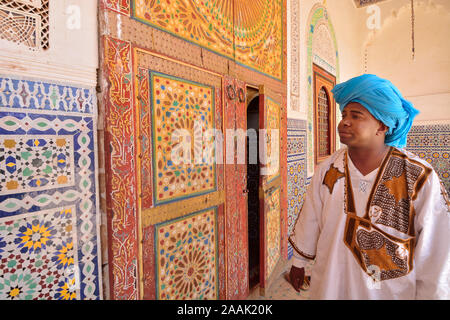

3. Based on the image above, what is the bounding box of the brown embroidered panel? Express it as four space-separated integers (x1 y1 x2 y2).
368 152 432 235
343 215 415 282
323 164 344 194
357 229 408 281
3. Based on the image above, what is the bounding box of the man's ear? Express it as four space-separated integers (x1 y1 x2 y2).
377 121 388 136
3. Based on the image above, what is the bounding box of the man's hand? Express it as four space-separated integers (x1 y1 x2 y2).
289 265 305 292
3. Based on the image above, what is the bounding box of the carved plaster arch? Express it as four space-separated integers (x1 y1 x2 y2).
305 3 340 177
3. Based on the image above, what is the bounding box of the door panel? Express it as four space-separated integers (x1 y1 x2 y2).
223 76 248 299
235 78 249 299
134 47 225 299
259 85 282 295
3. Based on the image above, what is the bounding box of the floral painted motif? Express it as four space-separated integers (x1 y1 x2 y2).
156 208 217 300
265 97 280 184
266 187 281 279
132 0 283 79
151 72 216 204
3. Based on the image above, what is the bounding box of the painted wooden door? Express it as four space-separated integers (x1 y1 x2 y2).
223 76 249 299
258 85 282 296
133 48 226 300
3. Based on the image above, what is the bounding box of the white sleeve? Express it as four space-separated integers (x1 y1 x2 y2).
289 168 323 268
413 170 450 299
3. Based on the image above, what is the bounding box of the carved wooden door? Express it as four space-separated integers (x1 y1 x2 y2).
223 76 249 299
258 85 282 296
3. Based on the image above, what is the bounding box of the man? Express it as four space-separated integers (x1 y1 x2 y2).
289 74 450 299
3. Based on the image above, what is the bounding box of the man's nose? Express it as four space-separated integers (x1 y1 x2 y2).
340 118 350 126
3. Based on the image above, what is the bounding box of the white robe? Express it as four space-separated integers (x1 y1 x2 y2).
289 147 450 299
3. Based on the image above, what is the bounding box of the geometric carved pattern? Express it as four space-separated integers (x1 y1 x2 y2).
306 4 339 177
155 208 217 300
150 71 216 205
0 76 101 300
0 0 49 50
132 0 283 79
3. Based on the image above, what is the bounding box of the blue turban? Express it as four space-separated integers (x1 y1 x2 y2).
331 74 419 148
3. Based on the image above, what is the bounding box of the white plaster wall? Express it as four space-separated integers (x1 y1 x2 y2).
287 0 450 176
0 0 98 87
363 0 450 122
294 0 364 122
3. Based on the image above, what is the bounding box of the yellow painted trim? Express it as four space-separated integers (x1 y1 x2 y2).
141 190 225 227
134 47 223 78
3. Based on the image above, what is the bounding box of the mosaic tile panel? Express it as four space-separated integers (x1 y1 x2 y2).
0 77 95 114
150 71 216 205
266 187 281 279
287 119 307 260
406 124 450 194
155 208 218 300
0 76 101 300
280 98 288 261
0 135 74 195
0 206 77 300
131 0 283 80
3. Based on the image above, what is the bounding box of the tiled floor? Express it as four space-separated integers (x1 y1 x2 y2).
246 260 312 300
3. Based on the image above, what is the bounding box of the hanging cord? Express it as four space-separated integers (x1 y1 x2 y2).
411 0 415 60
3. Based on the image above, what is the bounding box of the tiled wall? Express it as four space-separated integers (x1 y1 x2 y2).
406 124 450 194
0 76 102 300
287 118 308 259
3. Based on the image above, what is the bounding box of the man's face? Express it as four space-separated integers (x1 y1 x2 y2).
337 102 386 148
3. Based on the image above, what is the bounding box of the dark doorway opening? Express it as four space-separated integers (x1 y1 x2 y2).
247 95 260 289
